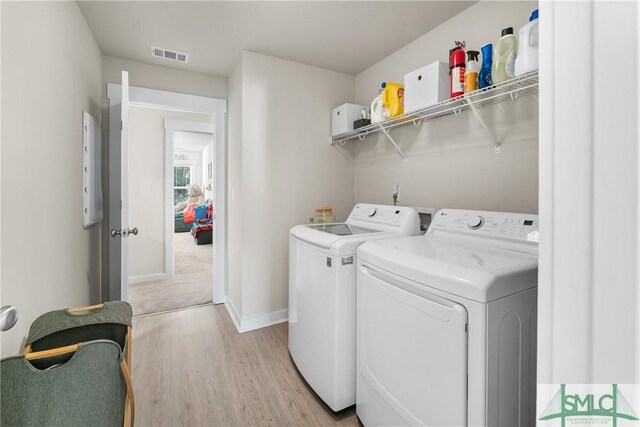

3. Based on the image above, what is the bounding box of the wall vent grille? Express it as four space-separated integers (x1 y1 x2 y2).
151 46 189 64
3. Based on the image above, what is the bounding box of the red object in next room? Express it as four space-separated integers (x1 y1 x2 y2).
449 41 466 98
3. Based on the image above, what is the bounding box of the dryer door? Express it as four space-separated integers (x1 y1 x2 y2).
357 264 468 427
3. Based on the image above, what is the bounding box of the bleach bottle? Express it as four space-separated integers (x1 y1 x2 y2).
514 9 539 76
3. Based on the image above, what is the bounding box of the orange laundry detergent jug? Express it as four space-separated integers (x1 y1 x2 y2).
381 82 404 118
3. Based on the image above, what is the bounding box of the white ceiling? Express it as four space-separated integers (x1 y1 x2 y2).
78 1 475 77
174 131 213 152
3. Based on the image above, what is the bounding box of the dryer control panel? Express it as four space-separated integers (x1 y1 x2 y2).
429 209 539 243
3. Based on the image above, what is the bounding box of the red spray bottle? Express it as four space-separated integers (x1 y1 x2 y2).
449 41 466 98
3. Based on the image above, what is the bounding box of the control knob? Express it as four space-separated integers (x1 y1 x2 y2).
368 207 378 217
468 215 484 230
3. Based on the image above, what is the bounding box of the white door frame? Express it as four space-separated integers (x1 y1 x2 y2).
164 119 214 280
107 84 227 304
537 1 640 386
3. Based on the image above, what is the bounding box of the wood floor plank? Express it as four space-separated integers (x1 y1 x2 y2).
132 305 359 427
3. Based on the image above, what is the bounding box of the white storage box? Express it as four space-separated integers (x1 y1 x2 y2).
332 103 367 137
404 61 449 114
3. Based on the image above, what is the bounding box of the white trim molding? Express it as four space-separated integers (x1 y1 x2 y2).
224 299 288 334
538 1 640 385
129 273 166 285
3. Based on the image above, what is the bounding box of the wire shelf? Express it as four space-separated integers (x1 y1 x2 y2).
331 71 539 150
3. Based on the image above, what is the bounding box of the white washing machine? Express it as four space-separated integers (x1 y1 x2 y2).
289 203 421 412
356 209 539 426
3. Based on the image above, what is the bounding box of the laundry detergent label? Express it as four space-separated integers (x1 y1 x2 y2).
506 51 516 77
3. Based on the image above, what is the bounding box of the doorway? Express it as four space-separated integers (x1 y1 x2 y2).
107 79 227 311
126 108 215 315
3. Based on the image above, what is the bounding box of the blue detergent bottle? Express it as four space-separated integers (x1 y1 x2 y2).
479 43 494 89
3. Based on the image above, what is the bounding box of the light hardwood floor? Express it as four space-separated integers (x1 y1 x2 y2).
129 232 213 316
132 304 359 426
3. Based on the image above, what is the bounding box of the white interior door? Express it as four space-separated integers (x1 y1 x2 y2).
120 71 130 301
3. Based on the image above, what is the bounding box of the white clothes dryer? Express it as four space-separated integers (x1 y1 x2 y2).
356 209 539 426
289 203 421 411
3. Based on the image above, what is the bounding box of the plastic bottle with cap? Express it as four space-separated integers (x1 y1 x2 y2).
492 27 517 84
514 9 539 76
464 50 480 93
478 43 494 89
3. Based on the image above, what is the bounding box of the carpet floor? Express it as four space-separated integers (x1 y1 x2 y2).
129 232 213 316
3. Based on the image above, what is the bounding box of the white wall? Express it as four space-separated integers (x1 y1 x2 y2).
103 55 227 99
227 61 243 317
1 1 103 356
227 51 355 325
127 106 213 280
353 1 539 214
101 55 227 299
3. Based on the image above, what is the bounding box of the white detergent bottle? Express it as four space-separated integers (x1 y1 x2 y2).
370 94 385 123
492 27 517 84
514 9 539 76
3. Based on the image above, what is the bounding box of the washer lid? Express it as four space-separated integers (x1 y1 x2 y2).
357 235 538 303
290 223 389 255
306 223 379 236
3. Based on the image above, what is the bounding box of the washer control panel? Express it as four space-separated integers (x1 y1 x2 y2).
429 209 539 242
348 203 421 234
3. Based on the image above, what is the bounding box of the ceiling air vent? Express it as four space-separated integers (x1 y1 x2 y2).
151 46 189 64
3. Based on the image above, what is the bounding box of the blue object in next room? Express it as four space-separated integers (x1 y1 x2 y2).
195 205 208 220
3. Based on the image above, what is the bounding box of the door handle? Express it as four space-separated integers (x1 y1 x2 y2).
110 228 138 238
1 306 18 331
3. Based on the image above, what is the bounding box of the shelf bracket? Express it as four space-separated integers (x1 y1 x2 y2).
464 99 502 154
379 125 408 162
412 118 422 126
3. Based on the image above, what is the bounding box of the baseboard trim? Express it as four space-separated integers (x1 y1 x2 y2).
224 299 288 334
224 298 243 332
129 273 166 284
240 309 288 333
